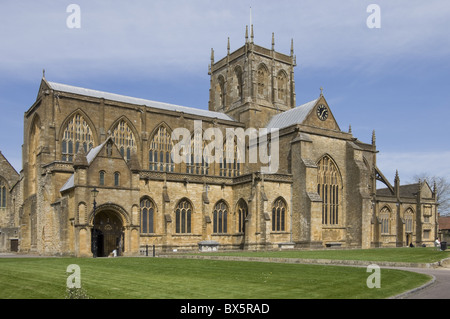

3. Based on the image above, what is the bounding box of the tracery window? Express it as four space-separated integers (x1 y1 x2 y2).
111 120 136 161
61 114 94 161
140 198 155 234
272 198 287 232
235 66 243 101
317 155 341 225
149 125 174 172
237 199 248 233
277 71 288 103
218 76 225 108
404 208 414 233
380 207 390 234
0 180 7 208
175 199 192 234
186 130 209 175
257 64 269 100
220 138 241 177
213 201 228 234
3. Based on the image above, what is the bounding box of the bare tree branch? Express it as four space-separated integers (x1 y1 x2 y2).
411 173 450 216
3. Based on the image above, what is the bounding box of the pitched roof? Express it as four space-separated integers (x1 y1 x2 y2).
47 81 235 122
377 183 420 197
266 99 318 130
60 141 106 193
439 216 450 230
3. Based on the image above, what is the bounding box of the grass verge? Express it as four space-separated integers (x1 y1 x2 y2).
191 247 450 263
0 255 432 299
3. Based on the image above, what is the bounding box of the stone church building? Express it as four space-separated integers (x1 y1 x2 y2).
0 28 439 256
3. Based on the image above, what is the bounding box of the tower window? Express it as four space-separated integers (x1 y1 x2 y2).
234 66 243 101
277 71 288 103
257 64 269 100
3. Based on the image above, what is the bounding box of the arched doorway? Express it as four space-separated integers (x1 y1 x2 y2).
92 211 124 257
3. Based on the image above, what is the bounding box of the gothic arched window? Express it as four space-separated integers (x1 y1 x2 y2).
277 70 288 103
186 130 209 175
380 206 391 234
111 120 137 161
220 137 241 177
175 199 192 234
272 198 287 232
317 155 341 225
0 179 7 208
237 199 248 233
218 76 226 108
257 64 269 100
141 198 155 234
99 171 105 186
114 172 120 187
149 125 174 172
234 66 243 101
61 113 94 162
404 208 414 233
213 201 228 234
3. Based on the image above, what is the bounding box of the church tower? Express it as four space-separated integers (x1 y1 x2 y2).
208 26 296 129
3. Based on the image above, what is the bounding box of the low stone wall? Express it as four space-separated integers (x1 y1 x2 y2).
159 254 443 269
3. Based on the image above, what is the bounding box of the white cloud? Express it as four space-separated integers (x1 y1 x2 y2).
1 0 449 79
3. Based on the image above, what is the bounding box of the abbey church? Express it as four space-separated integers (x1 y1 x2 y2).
0 27 439 256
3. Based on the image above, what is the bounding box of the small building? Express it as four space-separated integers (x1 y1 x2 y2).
439 216 450 243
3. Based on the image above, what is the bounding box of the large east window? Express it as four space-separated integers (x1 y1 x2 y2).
317 155 341 225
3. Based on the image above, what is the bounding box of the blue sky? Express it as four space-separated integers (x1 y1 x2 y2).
0 0 449 186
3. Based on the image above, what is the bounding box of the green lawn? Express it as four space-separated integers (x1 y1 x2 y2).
193 247 450 263
0 252 435 299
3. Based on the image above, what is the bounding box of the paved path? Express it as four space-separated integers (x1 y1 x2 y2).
387 266 450 299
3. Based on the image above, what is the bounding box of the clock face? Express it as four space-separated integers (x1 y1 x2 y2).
317 104 328 121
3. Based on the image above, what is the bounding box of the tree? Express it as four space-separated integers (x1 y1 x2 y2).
411 174 450 216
